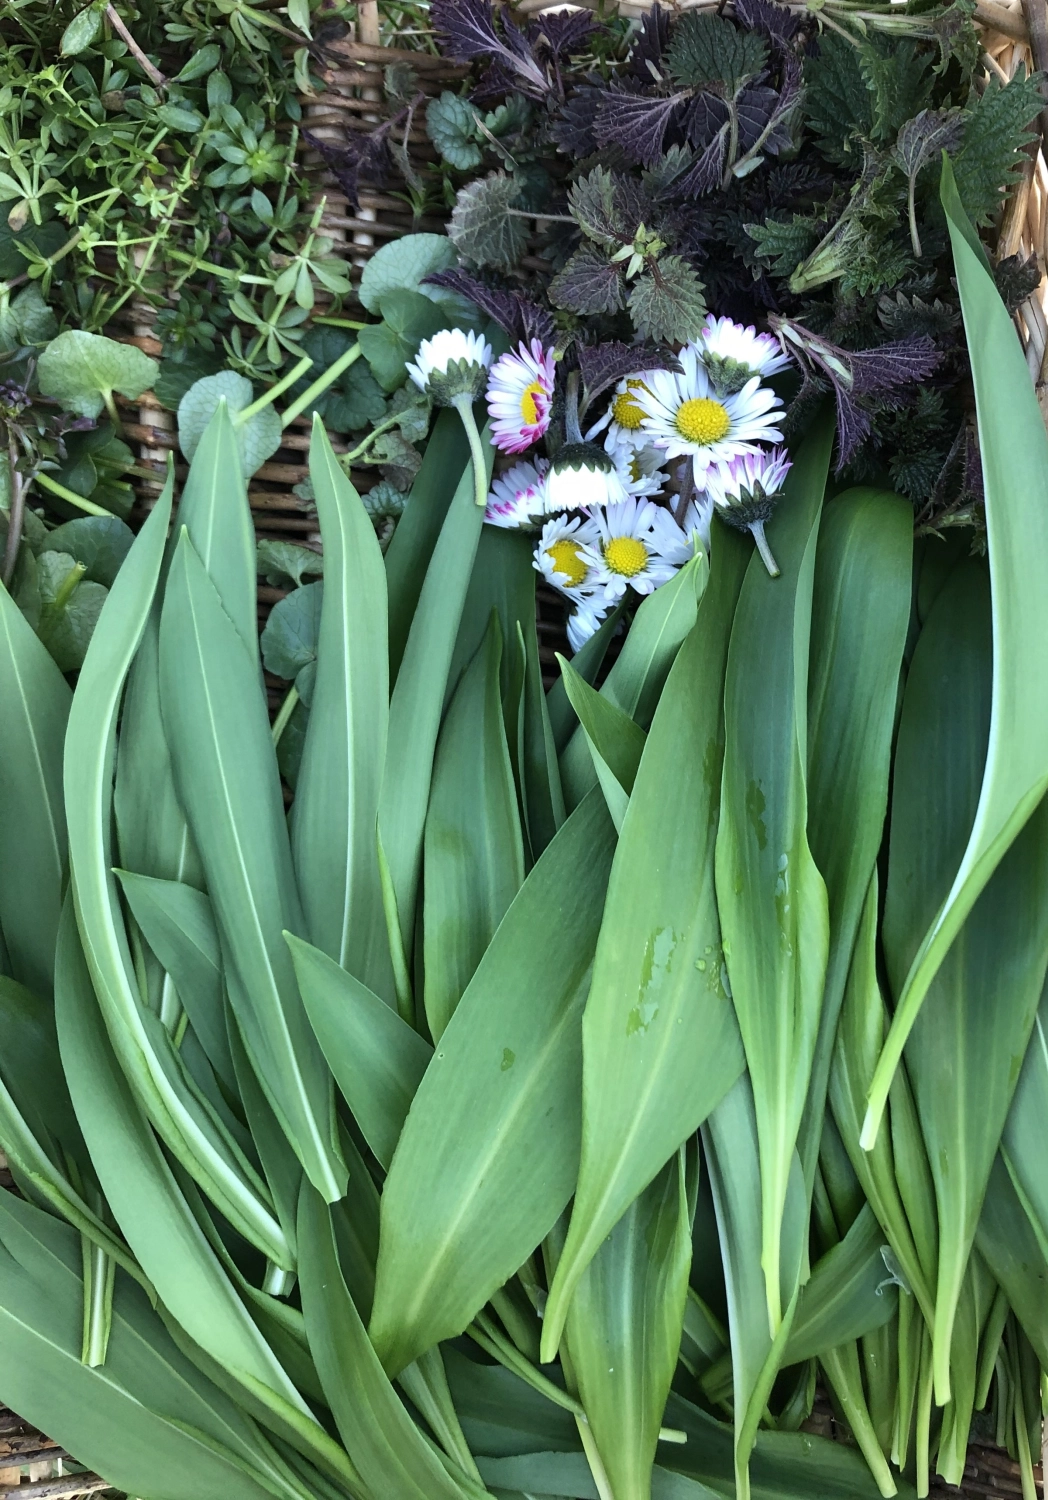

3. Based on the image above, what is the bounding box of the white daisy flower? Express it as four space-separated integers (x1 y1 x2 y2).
545 441 629 513
705 446 793 577
567 597 609 653
484 458 550 530
587 373 659 446
406 328 492 401
579 497 691 604
604 431 669 500
486 339 556 454
635 346 784 482
699 316 791 381
534 512 601 599
679 492 715 556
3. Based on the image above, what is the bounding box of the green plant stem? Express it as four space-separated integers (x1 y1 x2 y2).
749 520 781 578
341 410 401 466
312 316 367 330
237 354 314 425
271 684 300 746
80 1236 115 1368
1 438 25 587
452 394 490 508
280 343 361 428
34 471 112 518
104 3 167 89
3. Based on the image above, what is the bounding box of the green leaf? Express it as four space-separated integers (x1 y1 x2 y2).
864 162 1048 1154
976 1154 1048 1372
0 580 70 997
37 330 157 420
628 256 707 344
666 13 767 94
370 790 618 1376
157 103 205 132
448 174 528 272
178 373 282 476
424 613 525 1041
882 561 1048 1402
1001 983 1048 1268
856 38 932 144
952 73 1042 228
358 289 450 394
358 233 459 313
427 94 483 172
260 583 321 701
554 653 647 832
40 516 134 587
518 617 565 860
159 532 346 1203
59 5 103 56
34 551 108 673
292 422 392 1000
287 935 431 1171
714 415 833 1331
783 1206 896 1363
802 33 873 167
175 41 222 80
257 539 323 589
287 329 386 432
0 283 57 349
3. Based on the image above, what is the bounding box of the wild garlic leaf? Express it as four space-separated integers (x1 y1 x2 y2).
448 173 529 270
260 581 322 705
37 331 158 420
549 245 626 315
426 92 483 171
627 255 707 343
176 370 281 475
666 12 767 96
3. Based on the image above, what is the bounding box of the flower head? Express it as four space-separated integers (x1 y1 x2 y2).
635 346 783 481
484 458 550 530
545 441 628 513
406 328 492 405
605 432 669 500
580 497 691 604
699 316 791 393
567 596 609 653
705 446 793 577
534 512 600 598
487 339 556 454
588 374 658 446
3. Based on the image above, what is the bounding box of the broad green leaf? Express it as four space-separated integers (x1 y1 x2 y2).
1001 981 1048 1264
293 420 391 1001
370 790 617 1377
817 1339 897 1499
287 934 431 1171
714 415 833 1332
178 372 282 476
358 289 450 393
358 234 458 313
560 554 708 810
518 618 565 860
446 526 536 709
34 550 108 672
424 613 525 1041
798 487 912 1189
864 163 1048 1147
976 1155 1048 1372
882 561 1048 1402
561 1150 693 1500
542 533 748 1361
261 585 321 701
41 515 134 586
257 539 324 590
783 1205 896 1363
64 481 285 1263
377 425 494 997
159 532 345 1203
54 904 310 1421
115 871 236 1097
0 1192 312 1500
546 603 625 756
38 330 157 420
556 652 647 831
0 579 70 997
298 1183 482 1500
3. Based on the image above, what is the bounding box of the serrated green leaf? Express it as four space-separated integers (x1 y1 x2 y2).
448 174 528 272
428 93 484 171
177 372 282 476
666 13 767 95
549 246 625 317
952 73 1042 227
37 331 157 420
628 256 707 344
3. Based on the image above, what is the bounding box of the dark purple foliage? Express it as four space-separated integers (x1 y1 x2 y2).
593 91 690 168
733 0 801 43
577 341 682 410
529 10 599 59
431 0 549 94
551 87 602 155
684 92 730 148
303 128 392 211
425 269 556 346
629 5 672 83
671 130 729 198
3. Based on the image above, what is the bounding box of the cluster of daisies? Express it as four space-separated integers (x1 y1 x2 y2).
407 315 793 651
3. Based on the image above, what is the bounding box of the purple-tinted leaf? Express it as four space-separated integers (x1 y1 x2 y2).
669 126 728 197
733 0 800 42
849 336 941 395
593 90 689 168
470 60 519 106
577 341 682 409
549 246 626 316
736 85 779 151
431 0 549 94
303 127 391 211
629 4 672 82
530 10 599 58
684 91 730 148
425 268 556 346
834 392 873 468
552 87 602 155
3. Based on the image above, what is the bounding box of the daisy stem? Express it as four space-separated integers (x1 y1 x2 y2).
564 371 583 444
452 394 490 508
750 520 781 578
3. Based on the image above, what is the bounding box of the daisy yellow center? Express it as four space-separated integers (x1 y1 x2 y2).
604 536 649 578
675 397 731 446
547 539 587 587
629 455 643 482
519 380 545 426
612 381 648 431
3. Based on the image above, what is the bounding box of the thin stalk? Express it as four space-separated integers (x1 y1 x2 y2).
749 520 781 579
914 1329 934 1499
312 316 367 330
271 685 300 746
237 354 313 426
105 3 167 88
468 1312 585 1418
341 410 401 466
263 1262 296 1298
1 438 25 587
451 394 490 508
34 470 111 517
102 389 122 433
80 1234 115 1368
907 175 923 259
576 1414 616 1500
280 343 361 428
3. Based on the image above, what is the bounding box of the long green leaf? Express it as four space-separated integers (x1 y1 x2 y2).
159 530 345 1203
976 1154 1048 1372
517 617 565 860
863 162 1048 1147
370 790 617 1377
882 561 1048 1401
556 653 647 831
1000 980 1048 1263
0 578 70 997
714 415 833 1332
293 418 392 1002
424 613 525 1041
542 530 749 1361
783 1205 896 1364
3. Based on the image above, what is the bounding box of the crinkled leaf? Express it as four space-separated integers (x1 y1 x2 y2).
40 516 133 588
549 246 625 317
892 107 966 184
568 166 629 250
857 38 933 144
256 540 323 590
628 256 707 343
666 12 767 95
0 284 56 350
448 174 529 272
177 371 282 475
358 233 460 314
952 73 1043 227
425 269 554 346
37 331 158 420
286 328 386 433
733 0 800 42
530 9 598 58
577 341 680 412
427 93 483 171
431 0 548 94
669 129 728 198
592 91 688 169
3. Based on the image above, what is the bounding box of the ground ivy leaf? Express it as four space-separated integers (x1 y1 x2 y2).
37 331 158 420
260 581 322 704
358 288 449 392
448 173 529 270
628 255 707 343
427 92 483 170
358 233 459 313
666 12 767 96
256 539 324 589
549 245 626 316
177 370 282 475
40 516 134 587
34 550 108 672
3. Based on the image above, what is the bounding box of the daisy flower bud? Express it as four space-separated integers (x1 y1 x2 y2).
579 498 692 604
545 441 628 513
635 346 783 483
698 316 791 395
487 339 556 454
484 458 550 530
406 328 492 405
704 446 793 577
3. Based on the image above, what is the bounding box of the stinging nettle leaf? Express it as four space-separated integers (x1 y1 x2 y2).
37 331 158 420
549 247 626 317
628 256 707 344
666 12 768 96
